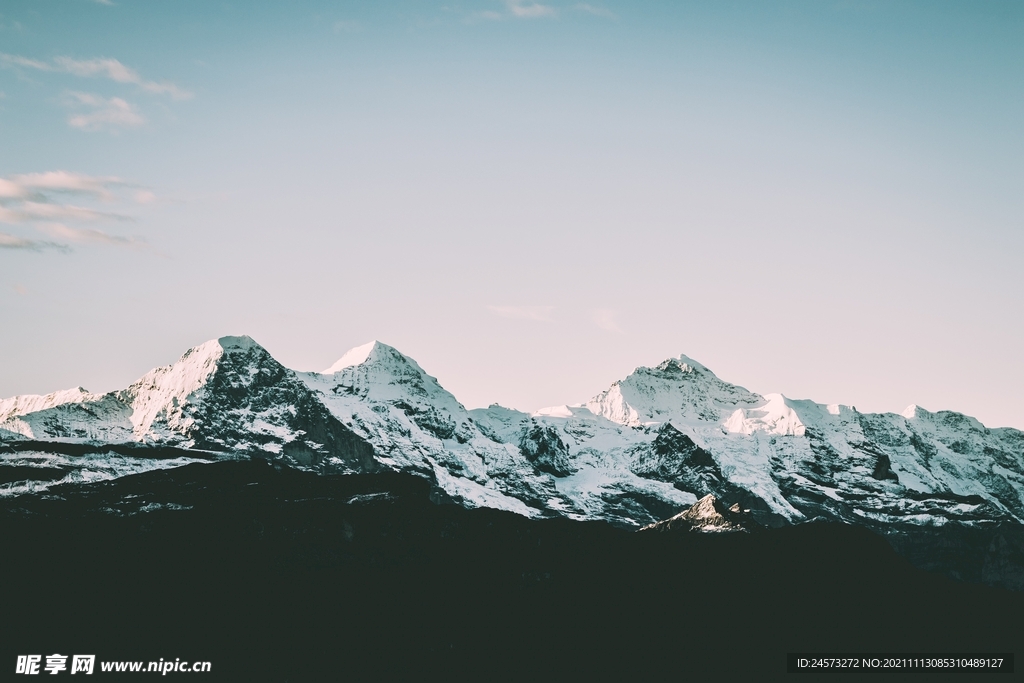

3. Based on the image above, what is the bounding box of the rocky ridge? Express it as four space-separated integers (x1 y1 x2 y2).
2 336 1023 543
639 493 758 533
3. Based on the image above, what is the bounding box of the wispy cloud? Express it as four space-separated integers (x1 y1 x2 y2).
506 1 557 18
0 232 70 252
487 305 555 321
37 222 139 246
573 3 615 18
591 308 623 333
3 170 127 200
65 92 145 131
7 201 130 223
0 53 192 100
0 171 150 253
471 1 557 21
0 54 49 70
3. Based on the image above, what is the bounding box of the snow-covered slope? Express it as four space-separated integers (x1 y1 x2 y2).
2 337 1023 535
0 337 376 481
586 355 762 427
298 341 560 517
573 358 1024 528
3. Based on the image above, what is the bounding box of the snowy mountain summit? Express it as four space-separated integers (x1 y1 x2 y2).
3 337 1024 537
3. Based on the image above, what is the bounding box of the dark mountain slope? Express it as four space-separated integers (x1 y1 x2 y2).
0 462 1019 681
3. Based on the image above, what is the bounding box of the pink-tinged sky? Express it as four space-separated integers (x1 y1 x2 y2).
1 1 1022 428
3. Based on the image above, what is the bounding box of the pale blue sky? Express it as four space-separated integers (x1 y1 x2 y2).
1 1 1022 427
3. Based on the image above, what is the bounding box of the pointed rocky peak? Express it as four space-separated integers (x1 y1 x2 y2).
322 341 424 376
313 341 465 417
217 335 261 353
685 493 725 519
323 341 379 374
586 353 762 427
176 335 271 366
902 404 925 420
117 335 287 438
652 354 712 378
639 494 757 533
619 354 717 398
148 339 241 383
651 422 706 458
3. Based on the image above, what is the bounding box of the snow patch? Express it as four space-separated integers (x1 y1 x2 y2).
533 405 573 418
0 387 102 423
903 404 921 419
432 464 539 517
723 394 807 436
322 341 380 374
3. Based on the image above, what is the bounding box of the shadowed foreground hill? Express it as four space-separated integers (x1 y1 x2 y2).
0 461 1020 681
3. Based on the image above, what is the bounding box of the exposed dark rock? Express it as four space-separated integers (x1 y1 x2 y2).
630 423 782 526
519 421 574 477
0 465 67 485
392 400 457 441
1 461 1021 680
180 343 379 472
871 452 900 481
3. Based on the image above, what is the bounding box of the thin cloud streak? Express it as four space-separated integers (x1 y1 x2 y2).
0 53 192 100
17 201 132 223
574 3 615 18
65 92 145 131
0 54 50 70
37 223 139 247
506 1 556 18
0 232 70 252
5 171 127 200
0 171 150 253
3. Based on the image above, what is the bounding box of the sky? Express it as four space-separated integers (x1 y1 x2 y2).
1 0 1022 428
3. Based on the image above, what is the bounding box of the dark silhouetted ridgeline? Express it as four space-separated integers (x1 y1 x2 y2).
1 461 1020 681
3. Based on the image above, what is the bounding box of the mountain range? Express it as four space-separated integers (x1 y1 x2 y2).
2 335 1023 587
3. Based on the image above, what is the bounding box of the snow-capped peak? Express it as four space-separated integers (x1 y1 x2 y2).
323 341 381 374
307 341 465 418
117 335 277 439
585 353 762 427
217 335 259 352
673 354 711 374
321 340 428 374
902 404 922 419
